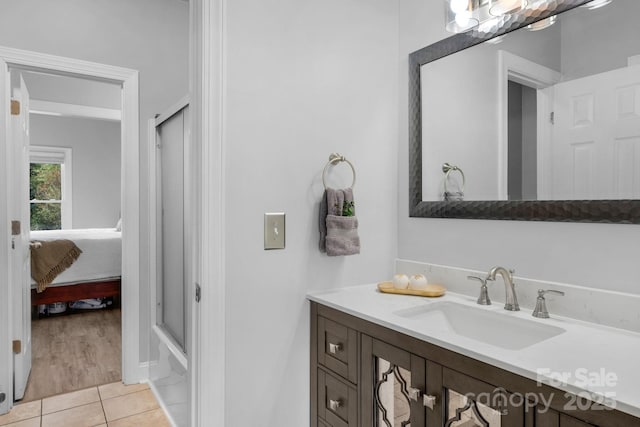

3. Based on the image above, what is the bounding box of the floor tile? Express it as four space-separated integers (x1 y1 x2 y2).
42 387 100 415
41 402 105 427
0 401 41 426
107 408 171 427
102 389 159 422
3 418 41 427
98 382 149 401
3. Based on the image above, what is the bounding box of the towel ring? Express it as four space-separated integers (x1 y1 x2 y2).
323 153 356 189
442 162 465 194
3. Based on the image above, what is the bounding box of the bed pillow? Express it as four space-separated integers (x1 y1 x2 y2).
115 218 122 231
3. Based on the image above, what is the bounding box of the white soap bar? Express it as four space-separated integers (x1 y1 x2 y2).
408 274 428 290
392 274 409 289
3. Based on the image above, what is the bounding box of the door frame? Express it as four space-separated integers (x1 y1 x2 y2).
191 0 226 425
148 95 192 351
497 50 562 200
0 46 141 414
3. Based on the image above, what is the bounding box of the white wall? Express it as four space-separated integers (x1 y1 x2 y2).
561 0 640 80
399 0 640 295
0 0 189 361
22 71 121 110
222 0 398 424
30 115 121 228
421 23 560 201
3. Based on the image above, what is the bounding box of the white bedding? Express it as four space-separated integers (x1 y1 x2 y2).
30 228 122 288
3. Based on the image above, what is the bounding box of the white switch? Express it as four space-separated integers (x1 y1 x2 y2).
264 213 285 250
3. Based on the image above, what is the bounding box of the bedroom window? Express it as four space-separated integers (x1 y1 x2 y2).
29 146 72 230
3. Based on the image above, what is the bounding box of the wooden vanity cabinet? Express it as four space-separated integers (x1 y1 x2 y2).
537 409 598 427
360 335 429 426
311 302 640 427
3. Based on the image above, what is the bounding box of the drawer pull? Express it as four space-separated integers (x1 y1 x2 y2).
329 399 342 411
423 394 436 410
409 387 437 410
328 342 343 354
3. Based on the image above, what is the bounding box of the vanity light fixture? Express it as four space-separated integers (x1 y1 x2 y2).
527 14 557 31
580 0 612 10
489 0 527 16
445 0 481 33
444 0 528 34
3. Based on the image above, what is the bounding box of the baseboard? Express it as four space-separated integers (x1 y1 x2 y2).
147 380 179 427
123 361 150 385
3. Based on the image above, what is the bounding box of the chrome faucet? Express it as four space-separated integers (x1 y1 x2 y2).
532 289 565 318
467 275 491 305
486 266 519 311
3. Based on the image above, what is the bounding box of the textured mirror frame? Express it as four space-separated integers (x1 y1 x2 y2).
409 0 640 223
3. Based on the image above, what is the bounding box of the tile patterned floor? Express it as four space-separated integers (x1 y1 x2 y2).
0 382 171 427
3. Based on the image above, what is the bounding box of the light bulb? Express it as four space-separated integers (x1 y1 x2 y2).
581 0 612 10
489 0 527 16
450 0 469 14
455 11 472 27
527 15 556 31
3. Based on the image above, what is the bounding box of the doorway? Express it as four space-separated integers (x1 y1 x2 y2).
0 47 141 415
497 50 562 200
19 69 123 401
507 80 538 200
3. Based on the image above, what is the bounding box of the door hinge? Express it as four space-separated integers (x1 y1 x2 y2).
11 100 20 115
12 340 21 354
195 283 201 303
11 220 20 236
550 111 555 125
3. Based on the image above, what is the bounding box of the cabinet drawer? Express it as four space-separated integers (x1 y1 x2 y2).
537 409 598 427
560 413 597 427
317 316 357 383
317 369 358 427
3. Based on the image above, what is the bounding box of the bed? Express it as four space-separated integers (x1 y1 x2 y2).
30 228 122 306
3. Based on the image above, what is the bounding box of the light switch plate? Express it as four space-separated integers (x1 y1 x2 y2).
264 213 285 250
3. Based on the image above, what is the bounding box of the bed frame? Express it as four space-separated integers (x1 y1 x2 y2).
31 279 121 306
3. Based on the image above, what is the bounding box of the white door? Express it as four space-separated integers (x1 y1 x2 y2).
550 65 640 199
9 74 32 401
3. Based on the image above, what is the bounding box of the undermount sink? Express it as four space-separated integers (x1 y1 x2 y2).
393 301 565 351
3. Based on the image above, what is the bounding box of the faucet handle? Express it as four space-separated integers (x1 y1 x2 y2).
467 275 486 284
539 289 564 297
532 289 565 318
467 275 491 306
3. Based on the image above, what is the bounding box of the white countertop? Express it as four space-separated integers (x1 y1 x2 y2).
308 283 640 418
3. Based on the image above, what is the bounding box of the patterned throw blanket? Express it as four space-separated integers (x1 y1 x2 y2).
30 239 82 293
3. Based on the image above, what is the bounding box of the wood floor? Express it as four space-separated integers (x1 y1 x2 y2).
21 308 122 403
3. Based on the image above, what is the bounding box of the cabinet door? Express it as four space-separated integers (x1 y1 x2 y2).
441 367 526 427
559 414 597 427
535 408 598 427
361 335 437 426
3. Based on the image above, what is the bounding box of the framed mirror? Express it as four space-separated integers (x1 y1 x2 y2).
409 0 640 222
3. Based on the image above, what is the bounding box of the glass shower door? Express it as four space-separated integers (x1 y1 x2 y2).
149 99 191 427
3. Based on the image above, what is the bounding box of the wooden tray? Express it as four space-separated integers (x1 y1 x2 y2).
377 281 446 298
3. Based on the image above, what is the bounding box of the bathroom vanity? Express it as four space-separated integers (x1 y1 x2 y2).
309 285 640 427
